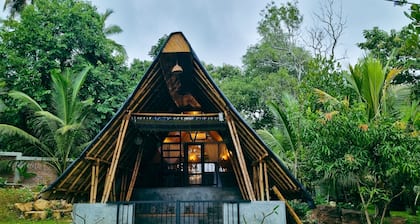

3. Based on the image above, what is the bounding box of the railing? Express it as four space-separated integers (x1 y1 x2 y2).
116 200 243 224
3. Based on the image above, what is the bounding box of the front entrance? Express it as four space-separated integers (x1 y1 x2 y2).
185 143 204 185
137 130 235 188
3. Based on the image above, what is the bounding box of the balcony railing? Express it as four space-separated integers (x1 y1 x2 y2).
116 200 244 224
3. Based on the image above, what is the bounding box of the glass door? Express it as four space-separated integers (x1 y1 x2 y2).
184 143 203 185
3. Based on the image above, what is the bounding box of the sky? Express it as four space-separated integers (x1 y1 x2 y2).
0 0 415 67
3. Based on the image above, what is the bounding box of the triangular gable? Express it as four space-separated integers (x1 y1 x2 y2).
43 32 313 210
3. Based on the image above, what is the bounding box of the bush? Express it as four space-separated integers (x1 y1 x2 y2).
0 188 34 221
0 177 6 188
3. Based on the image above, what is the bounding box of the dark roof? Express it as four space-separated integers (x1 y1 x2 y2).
43 32 313 207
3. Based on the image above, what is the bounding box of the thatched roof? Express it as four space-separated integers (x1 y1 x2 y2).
43 32 313 208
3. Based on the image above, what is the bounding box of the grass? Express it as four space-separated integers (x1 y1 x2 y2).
0 221 70 224
386 210 420 224
365 207 420 224
0 188 70 224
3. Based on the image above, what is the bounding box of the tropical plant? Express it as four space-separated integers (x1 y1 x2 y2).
257 95 302 178
0 66 93 174
0 0 134 140
304 101 420 224
15 161 36 182
346 56 406 120
100 8 127 60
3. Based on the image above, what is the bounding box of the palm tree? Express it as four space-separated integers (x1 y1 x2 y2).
257 94 302 177
101 9 127 59
347 56 404 120
0 66 92 174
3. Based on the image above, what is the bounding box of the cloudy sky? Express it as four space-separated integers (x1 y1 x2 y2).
1 0 414 67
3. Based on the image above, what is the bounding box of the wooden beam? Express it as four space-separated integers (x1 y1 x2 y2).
272 186 302 224
253 165 259 200
259 161 264 200
119 173 127 201
131 112 221 117
68 163 90 192
90 160 99 203
56 161 83 189
264 162 270 201
225 111 255 201
229 151 247 200
125 149 143 201
101 112 131 203
85 156 111 165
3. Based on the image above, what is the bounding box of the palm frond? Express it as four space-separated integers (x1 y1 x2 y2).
256 129 284 153
0 124 52 157
313 88 340 105
267 101 297 152
363 57 385 119
347 64 363 99
8 90 43 111
56 123 82 135
51 69 69 122
71 65 91 105
256 129 292 168
382 67 403 114
35 111 65 126
104 25 123 36
101 9 114 22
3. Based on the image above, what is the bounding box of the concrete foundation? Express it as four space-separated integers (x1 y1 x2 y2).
228 201 286 224
72 201 286 224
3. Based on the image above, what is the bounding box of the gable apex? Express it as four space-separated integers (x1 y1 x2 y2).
162 32 191 53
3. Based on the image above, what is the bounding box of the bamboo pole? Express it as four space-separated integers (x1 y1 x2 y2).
126 149 143 201
89 160 100 203
264 162 270 201
101 112 131 203
68 163 90 192
230 152 247 200
56 161 83 189
131 112 221 117
119 173 127 201
253 165 259 201
225 111 255 201
272 186 302 224
90 164 96 203
259 161 264 200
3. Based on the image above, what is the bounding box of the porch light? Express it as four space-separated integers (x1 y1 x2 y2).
220 153 229 161
171 61 183 74
188 153 198 162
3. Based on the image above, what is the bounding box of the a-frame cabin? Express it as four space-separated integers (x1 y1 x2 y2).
43 32 313 223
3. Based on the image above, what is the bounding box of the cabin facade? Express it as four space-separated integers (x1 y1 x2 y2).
43 32 313 224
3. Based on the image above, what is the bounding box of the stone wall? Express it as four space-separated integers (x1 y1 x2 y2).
15 198 72 220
